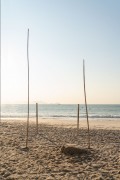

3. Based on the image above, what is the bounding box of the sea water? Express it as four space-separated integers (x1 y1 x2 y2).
1 104 120 119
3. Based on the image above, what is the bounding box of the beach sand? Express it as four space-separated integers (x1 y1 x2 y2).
0 118 120 179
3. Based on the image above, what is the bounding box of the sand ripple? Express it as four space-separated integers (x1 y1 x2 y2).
0 121 120 179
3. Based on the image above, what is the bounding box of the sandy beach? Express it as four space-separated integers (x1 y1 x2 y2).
0 118 120 179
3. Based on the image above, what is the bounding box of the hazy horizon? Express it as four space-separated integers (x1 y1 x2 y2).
1 103 120 105
1 0 120 104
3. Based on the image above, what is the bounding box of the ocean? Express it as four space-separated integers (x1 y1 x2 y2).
1 104 120 119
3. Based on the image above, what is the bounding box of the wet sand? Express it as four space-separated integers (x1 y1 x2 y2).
0 118 120 179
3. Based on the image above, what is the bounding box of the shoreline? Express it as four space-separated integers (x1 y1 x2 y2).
1 117 120 130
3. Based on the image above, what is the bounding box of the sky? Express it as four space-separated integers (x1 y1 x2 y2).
1 0 120 104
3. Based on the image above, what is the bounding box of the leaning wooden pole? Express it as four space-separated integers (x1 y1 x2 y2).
0 50 1 123
83 59 90 149
26 29 30 148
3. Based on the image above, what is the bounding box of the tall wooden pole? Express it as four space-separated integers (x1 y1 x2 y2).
83 59 90 149
26 29 29 148
0 0 1 123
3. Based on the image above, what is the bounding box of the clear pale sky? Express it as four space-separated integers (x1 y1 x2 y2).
1 0 120 104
